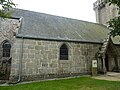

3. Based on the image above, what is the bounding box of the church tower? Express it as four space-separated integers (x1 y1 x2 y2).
93 0 118 25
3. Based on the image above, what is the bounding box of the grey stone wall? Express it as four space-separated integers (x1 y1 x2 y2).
94 2 118 25
10 38 101 81
0 18 21 80
0 18 21 59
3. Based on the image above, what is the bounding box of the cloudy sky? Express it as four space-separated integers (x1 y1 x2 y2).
13 0 97 22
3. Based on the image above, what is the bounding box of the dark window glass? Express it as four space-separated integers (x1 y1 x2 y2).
60 44 68 60
2 41 11 57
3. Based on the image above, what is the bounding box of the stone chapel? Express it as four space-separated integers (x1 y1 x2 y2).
0 0 120 82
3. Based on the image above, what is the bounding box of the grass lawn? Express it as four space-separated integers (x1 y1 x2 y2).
0 76 120 90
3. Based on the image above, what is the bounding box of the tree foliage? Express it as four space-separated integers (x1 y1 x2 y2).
0 0 16 18
106 0 120 7
108 17 120 37
105 0 120 37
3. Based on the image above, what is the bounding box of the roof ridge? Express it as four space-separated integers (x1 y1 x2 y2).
13 8 102 25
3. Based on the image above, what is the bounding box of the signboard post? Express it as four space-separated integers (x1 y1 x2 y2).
92 60 97 76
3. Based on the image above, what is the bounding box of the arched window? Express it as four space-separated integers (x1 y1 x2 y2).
2 41 11 57
60 44 68 60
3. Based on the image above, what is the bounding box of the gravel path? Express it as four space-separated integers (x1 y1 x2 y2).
93 72 120 81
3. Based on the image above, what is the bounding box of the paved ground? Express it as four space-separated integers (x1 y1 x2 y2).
93 72 120 81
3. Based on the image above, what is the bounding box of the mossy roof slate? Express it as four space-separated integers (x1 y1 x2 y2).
12 9 112 43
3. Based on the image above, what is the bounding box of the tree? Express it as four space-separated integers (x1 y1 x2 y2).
0 0 16 18
105 0 120 37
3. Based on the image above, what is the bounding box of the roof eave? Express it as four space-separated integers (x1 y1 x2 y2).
16 35 103 44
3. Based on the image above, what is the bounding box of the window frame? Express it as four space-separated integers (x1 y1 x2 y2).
59 44 68 60
2 41 11 57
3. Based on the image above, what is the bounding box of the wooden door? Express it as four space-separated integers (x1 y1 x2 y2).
0 58 11 80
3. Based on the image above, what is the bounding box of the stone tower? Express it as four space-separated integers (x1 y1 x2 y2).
93 0 118 25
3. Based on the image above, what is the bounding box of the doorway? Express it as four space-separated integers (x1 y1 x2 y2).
0 40 12 80
0 58 11 80
105 54 109 71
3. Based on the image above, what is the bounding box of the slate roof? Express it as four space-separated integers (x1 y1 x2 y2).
12 9 111 43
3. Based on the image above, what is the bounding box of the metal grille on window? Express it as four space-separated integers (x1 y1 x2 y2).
60 44 68 60
2 41 11 57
